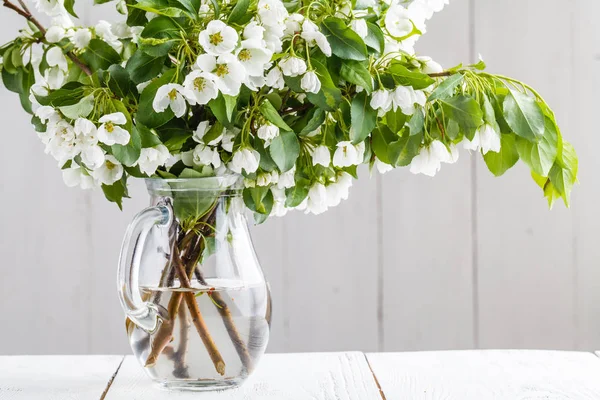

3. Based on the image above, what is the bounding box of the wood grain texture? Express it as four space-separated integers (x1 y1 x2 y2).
474 0 577 350
0 13 93 355
282 166 379 352
105 353 382 399
367 350 600 399
380 0 475 351
0 355 123 399
570 1 600 350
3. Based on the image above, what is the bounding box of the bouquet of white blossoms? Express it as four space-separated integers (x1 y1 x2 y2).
1 0 578 222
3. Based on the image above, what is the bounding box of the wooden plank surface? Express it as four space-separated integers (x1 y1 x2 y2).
571 1 600 350
380 0 475 351
0 355 123 400
367 351 600 399
104 353 382 399
473 0 577 349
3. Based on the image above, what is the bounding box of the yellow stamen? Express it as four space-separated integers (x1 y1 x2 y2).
194 77 206 91
215 63 229 77
209 32 223 46
238 49 252 62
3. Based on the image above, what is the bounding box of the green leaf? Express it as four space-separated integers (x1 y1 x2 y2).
81 39 121 71
137 123 163 147
243 187 273 215
285 181 309 207
112 119 141 166
548 141 578 207
259 99 293 131
171 183 219 221
371 125 397 164
269 130 300 172
179 168 204 178
385 109 406 133
364 22 384 54
59 94 94 119
208 93 235 126
407 109 425 136
387 63 434 90
428 74 463 101
228 0 249 23
156 119 191 152
483 133 520 177
130 0 183 17
36 82 87 107
388 131 423 167
137 69 176 128
305 58 341 111
64 0 78 17
170 0 200 17
1 66 21 93
299 108 326 135
350 91 377 144
340 60 373 93
102 179 129 210
125 50 166 84
441 95 483 139
503 90 545 142
108 64 136 98
321 17 368 61
516 117 558 176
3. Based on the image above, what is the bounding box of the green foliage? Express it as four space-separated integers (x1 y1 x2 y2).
269 130 300 172
440 95 483 139
503 90 545 142
137 69 176 128
321 17 368 61
81 39 121 71
483 133 519 177
350 92 377 144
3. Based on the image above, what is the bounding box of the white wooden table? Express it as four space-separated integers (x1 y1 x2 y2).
3 351 600 399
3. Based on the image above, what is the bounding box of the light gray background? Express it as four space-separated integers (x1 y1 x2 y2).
0 0 597 355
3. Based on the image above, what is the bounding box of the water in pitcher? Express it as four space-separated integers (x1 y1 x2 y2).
127 280 271 389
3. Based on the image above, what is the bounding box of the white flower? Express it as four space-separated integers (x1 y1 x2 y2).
284 13 304 37
193 143 220 167
326 172 353 207
266 67 285 89
199 20 239 56
229 148 260 174
350 18 368 39
44 67 66 90
301 70 321 94
47 120 79 162
63 166 97 189
46 25 66 43
46 47 68 72
306 183 328 215
153 84 191 118
222 129 237 152
183 70 219 105
312 145 331 167
36 105 61 125
243 21 266 44
409 140 454 177
95 21 123 53
237 42 273 77
257 122 279 142
385 3 414 38
81 145 105 170
417 56 443 74
300 20 332 56
279 56 307 77
67 29 92 50
258 0 289 26
97 112 130 145
136 80 152 93
271 187 288 217
93 155 124 185
277 165 295 189
333 141 361 167
375 158 393 174
136 145 170 175
193 121 222 145
244 74 267 92
256 172 273 187
196 54 246 96
392 86 420 115
464 124 501 155
33 0 65 17
370 89 393 113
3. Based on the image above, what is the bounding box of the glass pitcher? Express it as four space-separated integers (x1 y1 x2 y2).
117 176 271 391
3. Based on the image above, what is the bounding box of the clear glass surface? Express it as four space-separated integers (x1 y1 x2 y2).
117 177 271 390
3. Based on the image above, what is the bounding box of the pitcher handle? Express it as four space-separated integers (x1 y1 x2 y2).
117 203 172 332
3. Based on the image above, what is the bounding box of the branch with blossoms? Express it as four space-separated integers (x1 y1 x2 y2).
0 0 579 374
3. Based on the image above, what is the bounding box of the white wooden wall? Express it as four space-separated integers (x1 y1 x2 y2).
0 0 597 355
